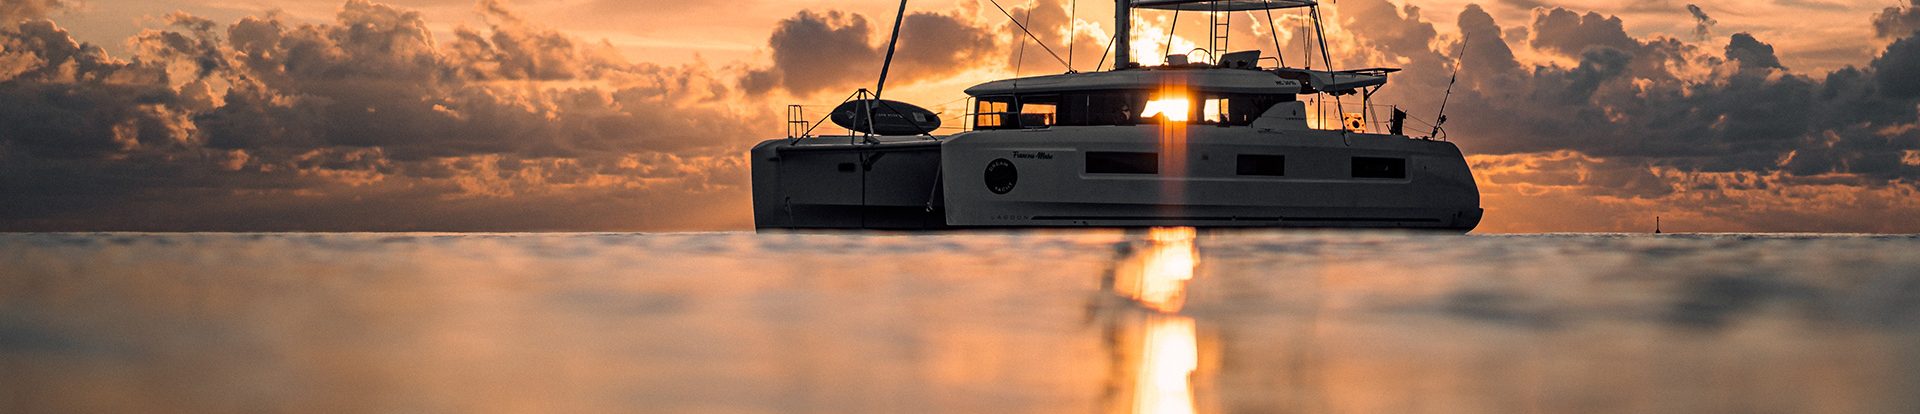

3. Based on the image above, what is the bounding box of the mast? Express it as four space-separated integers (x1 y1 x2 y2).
1114 0 1131 69
874 0 909 101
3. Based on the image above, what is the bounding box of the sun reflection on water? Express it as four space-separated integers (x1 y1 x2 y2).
1104 227 1206 414
1111 227 1199 312
1133 315 1200 414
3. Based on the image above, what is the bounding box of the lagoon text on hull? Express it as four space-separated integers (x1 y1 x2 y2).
749 0 1483 231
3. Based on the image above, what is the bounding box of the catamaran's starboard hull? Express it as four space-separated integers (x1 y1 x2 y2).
750 126 1482 232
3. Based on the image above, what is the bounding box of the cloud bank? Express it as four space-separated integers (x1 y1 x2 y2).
0 0 765 230
0 0 1917 232
1328 0 1920 231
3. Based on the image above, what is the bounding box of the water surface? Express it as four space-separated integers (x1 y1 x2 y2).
2 231 1918 413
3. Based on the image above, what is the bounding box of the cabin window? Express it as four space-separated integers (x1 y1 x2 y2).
1137 92 1290 126
974 98 1012 129
1086 151 1159 174
1056 91 1138 126
1236 154 1286 176
1018 95 1058 128
1351 157 1406 179
975 92 1292 129
1219 94 1289 125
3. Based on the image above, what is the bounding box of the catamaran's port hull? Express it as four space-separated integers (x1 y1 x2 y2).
750 126 1482 232
751 137 950 230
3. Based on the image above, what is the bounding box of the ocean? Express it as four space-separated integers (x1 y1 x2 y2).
2 231 1917 413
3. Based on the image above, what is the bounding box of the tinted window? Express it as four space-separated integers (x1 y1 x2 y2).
1352 157 1406 179
1236 154 1286 176
975 98 1012 129
1086 152 1159 174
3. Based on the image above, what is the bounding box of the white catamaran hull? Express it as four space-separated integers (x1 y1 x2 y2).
940 125 1481 230
750 126 1482 231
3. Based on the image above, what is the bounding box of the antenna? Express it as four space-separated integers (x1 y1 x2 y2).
1431 33 1467 139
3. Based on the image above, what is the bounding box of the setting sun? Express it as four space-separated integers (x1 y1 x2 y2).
1141 97 1192 122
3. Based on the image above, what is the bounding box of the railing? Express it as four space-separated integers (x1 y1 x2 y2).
1304 97 1440 140
786 105 808 138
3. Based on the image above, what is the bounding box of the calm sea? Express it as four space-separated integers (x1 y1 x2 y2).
3 231 1918 413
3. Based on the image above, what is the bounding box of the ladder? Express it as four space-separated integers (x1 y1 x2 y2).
1208 1 1229 63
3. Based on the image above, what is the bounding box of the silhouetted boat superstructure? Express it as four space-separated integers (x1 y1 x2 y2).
750 0 1482 231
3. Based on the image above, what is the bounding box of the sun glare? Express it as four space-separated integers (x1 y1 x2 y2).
1112 227 1199 313
1141 98 1191 122
1134 315 1200 414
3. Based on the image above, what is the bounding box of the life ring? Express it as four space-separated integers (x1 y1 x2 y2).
1343 114 1366 132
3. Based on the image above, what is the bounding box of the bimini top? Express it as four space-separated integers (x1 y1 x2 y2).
965 68 1303 97
1132 0 1317 11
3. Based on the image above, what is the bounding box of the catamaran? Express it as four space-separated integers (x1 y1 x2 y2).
749 0 1482 231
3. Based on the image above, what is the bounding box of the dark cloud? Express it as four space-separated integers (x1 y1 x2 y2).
1326 1 1919 230
741 8 1002 97
1686 4 1715 40
739 10 877 96
1876 0 1920 40
2 0 1919 232
1528 8 1642 58
0 20 184 160
0 0 767 231
1725 33 1783 69
0 0 62 24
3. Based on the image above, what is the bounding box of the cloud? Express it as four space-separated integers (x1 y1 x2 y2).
1323 2 1919 231
740 8 1002 97
0 0 62 24
1686 4 1715 40
1725 33 1783 69
1876 0 1920 39
1 0 1918 232
739 10 877 97
0 0 769 231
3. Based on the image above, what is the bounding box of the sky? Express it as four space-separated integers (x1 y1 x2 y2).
1 0 1918 232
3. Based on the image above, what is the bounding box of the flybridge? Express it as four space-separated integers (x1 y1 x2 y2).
1114 0 1323 70
1131 0 1317 9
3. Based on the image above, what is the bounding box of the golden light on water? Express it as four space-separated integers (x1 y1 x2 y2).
1133 315 1200 414
1112 227 1200 312
1105 227 1206 414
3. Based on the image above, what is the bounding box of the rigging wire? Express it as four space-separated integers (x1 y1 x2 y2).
1014 1 1034 76
1260 0 1284 67
1310 5 1342 134
1067 0 1077 71
1163 9 1180 61
1298 7 1311 70
987 0 1070 69
1095 31 1116 70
